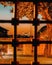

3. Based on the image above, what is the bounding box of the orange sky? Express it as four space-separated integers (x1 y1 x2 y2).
17 24 35 37
0 23 35 37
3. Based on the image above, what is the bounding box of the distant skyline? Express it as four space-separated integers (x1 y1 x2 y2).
0 23 35 36
17 24 34 37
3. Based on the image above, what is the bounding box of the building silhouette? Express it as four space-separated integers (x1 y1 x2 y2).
0 26 12 38
0 26 8 37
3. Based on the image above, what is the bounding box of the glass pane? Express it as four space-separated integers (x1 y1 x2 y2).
0 23 14 42
37 23 52 41
0 44 13 64
16 2 35 21
0 1 15 20
16 23 35 42
37 44 52 64
37 2 52 21
17 44 34 64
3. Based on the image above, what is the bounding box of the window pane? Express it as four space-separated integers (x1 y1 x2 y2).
37 24 52 41
37 44 52 64
37 2 52 21
17 44 34 64
0 23 14 42
16 23 35 42
0 44 13 64
0 1 15 20
16 2 35 21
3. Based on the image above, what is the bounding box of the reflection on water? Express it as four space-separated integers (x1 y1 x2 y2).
16 38 33 42
0 38 33 42
0 38 13 42
0 37 33 42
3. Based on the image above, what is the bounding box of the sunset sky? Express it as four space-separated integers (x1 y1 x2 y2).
17 24 35 37
0 23 35 37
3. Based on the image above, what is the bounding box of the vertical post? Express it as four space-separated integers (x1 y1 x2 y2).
13 1 17 62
